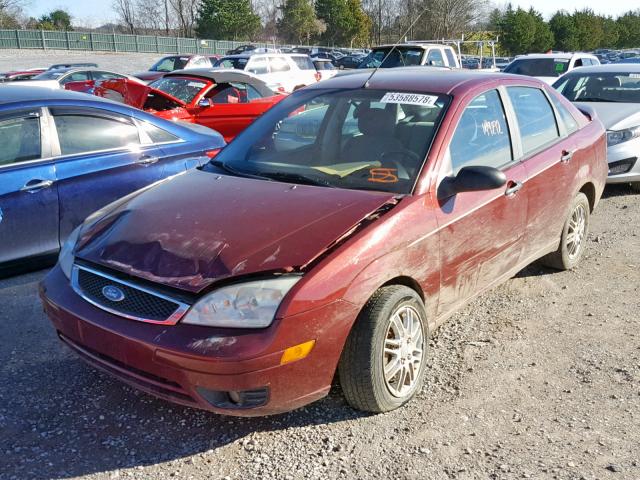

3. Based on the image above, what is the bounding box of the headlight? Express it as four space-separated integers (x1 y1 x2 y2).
607 126 640 147
181 277 301 328
59 225 82 279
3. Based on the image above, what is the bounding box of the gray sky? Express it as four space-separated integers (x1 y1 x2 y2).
29 0 635 28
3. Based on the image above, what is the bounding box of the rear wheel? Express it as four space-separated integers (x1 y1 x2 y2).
338 285 428 413
540 192 590 270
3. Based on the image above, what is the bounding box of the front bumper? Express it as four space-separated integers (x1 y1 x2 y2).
606 137 640 184
40 265 358 416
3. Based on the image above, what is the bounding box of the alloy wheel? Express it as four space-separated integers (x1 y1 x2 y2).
566 203 587 259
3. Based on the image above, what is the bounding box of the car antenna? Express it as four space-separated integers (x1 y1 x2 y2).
364 4 433 88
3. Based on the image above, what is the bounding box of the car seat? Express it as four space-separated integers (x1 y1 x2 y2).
342 104 404 164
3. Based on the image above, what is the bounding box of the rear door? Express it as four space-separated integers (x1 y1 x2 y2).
434 88 528 317
0 108 60 265
505 85 584 258
49 107 176 240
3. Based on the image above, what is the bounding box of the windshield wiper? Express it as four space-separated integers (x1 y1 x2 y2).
576 97 617 102
207 159 272 181
261 171 336 188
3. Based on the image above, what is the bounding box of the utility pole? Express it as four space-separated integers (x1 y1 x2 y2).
164 0 169 35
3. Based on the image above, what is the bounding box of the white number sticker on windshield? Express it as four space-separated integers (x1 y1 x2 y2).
380 92 438 106
629 73 640 79
188 82 206 88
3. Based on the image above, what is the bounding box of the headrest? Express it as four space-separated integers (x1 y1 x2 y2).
357 106 396 136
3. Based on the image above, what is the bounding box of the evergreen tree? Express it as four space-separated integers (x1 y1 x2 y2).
549 11 578 52
277 0 320 45
196 0 261 40
572 9 604 51
529 8 554 52
499 6 536 55
315 0 350 46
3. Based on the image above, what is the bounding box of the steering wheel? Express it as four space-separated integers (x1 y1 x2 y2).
380 150 422 179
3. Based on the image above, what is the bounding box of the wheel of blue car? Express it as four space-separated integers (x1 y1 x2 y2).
540 192 590 270
338 285 429 413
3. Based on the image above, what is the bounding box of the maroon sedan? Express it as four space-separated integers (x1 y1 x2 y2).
40 68 607 416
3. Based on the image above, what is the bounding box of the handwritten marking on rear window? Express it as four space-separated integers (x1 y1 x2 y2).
482 120 503 136
368 168 399 183
380 92 438 106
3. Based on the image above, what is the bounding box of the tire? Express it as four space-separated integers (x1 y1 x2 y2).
338 285 429 413
539 192 590 270
631 182 640 193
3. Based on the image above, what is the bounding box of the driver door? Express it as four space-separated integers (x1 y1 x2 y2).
434 88 528 318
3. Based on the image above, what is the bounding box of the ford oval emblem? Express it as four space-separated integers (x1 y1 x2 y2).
102 285 125 302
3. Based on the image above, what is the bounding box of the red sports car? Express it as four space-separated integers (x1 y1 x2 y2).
94 69 286 142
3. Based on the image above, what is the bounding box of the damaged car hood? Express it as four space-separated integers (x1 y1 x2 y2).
75 170 397 293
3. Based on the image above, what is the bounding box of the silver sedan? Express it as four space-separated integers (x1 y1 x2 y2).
554 64 640 192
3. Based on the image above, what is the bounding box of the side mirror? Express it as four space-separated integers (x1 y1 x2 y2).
438 165 506 199
198 98 211 108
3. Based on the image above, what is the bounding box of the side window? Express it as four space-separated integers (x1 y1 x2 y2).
549 94 579 135
506 87 559 156
444 48 457 67
139 121 179 144
60 71 90 85
246 84 263 101
269 56 291 73
0 114 41 166
291 56 315 70
449 89 512 173
93 71 124 80
247 57 269 75
427 49 445 67
53 114 140 156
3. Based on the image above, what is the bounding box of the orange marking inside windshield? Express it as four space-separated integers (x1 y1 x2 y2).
368 168 399 183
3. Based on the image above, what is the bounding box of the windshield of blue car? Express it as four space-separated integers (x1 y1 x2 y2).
149 77 208 103
503 58 569 77
358 48 424 69
554 72 640 103
214 57 249 70
150 56 189 72
204 88 449 194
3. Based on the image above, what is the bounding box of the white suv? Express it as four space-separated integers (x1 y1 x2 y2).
357 44 461 69
214 53 319 93
503 53 600 84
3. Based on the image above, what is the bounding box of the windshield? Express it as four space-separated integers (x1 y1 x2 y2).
504 58 569 77
214 57 249 70
358 48 424 69
554 72 640 103
204 88 449 194
148 77 209 104
150 56 189 72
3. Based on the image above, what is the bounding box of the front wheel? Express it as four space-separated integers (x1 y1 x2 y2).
338 285 429 413
539 192 590 270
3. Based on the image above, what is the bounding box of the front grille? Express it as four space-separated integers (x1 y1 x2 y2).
72 265 189 324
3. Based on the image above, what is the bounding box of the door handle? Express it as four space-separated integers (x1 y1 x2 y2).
20 179 54 193
504 180 523 197
136 155 159 166
561 149 575 163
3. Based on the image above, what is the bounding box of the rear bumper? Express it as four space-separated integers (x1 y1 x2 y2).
40 265 357 416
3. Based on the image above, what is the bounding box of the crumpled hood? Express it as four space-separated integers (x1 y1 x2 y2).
75 170 396 293
575 102 640 130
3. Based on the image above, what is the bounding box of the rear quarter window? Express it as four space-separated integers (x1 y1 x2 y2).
507 87 559 156
291 56 315 71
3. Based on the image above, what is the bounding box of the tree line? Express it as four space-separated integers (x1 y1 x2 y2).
493 5 640 55
2 0 640 53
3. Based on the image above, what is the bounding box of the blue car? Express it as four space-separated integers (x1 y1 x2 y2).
0 86 224 275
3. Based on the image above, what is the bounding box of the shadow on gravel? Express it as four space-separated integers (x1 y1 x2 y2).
0 270 370 480
601 183 637 198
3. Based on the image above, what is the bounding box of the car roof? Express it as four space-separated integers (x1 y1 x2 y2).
0 85 110 104
515 53 597 60
165 68 274 95
560 63 640 74
374 43 452 50
314 67 539 95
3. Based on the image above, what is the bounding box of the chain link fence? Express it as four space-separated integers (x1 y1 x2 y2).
0 29 278 55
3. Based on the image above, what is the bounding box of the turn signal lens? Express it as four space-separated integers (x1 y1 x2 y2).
280 340 315 365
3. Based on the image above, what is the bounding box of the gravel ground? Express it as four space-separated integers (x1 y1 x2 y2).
0 49 167 75
1 184 639 480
